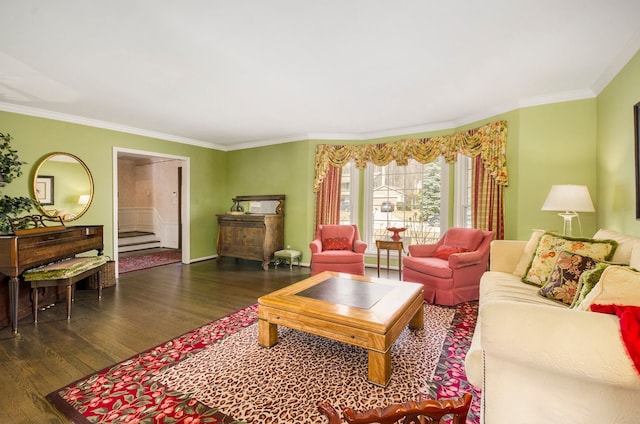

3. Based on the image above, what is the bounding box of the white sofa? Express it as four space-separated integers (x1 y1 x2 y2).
465 229 640 424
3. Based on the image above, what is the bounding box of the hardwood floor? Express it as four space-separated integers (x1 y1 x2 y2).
0 258 312 423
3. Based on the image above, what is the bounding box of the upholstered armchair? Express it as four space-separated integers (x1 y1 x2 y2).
403 227 494 305
309 225 367 276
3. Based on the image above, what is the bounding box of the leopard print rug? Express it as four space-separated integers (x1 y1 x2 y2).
154 303 455 423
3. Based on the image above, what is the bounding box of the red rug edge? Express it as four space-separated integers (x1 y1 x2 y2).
45 304 258 423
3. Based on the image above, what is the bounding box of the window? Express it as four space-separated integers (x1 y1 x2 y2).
338 156 473 253
339 161 358 225
360 158 447 252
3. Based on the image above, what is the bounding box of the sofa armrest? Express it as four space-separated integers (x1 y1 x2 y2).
481 301 640 388
353 240 367 253
310 239 322 254
408 244 438 257
448 250 482 268
489 240 526 273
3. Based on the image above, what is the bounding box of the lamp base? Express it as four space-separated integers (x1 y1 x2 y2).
558 212 578 236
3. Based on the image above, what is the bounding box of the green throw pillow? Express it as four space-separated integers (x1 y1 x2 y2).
570 262 611 309
538 251 599 306
522 232 617 286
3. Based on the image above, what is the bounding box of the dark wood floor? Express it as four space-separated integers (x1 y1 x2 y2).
0 258 314 423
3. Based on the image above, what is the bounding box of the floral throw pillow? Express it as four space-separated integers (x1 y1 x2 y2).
522 233 617 286
538 251 599 306
323 237 352 251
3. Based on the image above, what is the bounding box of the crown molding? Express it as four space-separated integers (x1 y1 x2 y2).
0 83 615 153
0 102 226 151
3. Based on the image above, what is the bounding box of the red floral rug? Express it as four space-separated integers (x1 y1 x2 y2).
118 250 182 274
47 302 480 423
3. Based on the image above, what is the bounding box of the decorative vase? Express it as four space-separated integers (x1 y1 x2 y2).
387 227 406 241
229 201 244 215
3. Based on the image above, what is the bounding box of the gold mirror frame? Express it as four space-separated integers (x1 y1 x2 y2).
32 152 94 221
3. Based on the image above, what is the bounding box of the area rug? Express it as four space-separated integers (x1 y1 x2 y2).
118 250 182 274
47 302 481 423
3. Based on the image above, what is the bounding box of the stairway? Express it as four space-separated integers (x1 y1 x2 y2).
118 231 162 253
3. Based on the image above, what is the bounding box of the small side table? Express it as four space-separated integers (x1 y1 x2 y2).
376 238 404 279
273 249 302 270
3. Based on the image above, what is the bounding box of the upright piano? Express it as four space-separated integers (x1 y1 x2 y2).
0 225 103 335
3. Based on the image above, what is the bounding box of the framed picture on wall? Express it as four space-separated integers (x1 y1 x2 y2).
36 175 54 205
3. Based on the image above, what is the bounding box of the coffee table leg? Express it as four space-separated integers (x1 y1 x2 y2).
368 349 391 387
409 302 424 330
258 319 278 347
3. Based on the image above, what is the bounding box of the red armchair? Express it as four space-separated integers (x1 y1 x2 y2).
309 225 367 276
402 228 494 305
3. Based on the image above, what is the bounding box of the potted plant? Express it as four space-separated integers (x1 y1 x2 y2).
0 132 36 233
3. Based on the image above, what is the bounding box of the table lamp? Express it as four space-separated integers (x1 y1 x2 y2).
541 185 594 236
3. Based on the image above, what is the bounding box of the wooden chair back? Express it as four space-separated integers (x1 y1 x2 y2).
317 393 472 424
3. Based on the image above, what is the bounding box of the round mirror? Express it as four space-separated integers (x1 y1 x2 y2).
32 152 94 221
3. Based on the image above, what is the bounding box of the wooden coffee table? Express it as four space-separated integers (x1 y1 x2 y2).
257 271 424 386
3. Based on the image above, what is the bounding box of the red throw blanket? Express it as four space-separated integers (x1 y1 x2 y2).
590 304 640 376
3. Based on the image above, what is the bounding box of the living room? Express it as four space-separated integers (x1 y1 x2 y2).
2 2 640 423
2 53 639 263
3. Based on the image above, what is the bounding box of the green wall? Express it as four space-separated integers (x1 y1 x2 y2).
0 111 228 260
2 49 638 262
227 102 599 254
597 50 640 235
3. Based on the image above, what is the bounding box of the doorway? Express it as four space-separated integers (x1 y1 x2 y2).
113 148 190 275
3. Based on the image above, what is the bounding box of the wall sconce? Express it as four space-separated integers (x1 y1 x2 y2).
77 194 91 206
541 185 594 236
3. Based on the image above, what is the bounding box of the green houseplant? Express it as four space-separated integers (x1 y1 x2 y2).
0 132 36 233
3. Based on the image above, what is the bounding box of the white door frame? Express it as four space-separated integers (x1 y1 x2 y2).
113 147 191 275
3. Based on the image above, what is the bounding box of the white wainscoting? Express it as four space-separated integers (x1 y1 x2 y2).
118 207 179 249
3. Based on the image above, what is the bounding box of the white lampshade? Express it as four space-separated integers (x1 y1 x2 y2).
541 185 595 213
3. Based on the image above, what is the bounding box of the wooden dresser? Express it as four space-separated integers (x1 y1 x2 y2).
216 195 285 270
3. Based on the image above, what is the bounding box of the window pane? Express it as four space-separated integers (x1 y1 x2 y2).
366 158 442 250
339 161 357 225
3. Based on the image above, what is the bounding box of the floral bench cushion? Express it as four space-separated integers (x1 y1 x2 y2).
23 256 107 281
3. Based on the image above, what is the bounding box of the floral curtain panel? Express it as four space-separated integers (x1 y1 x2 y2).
312 120 508 238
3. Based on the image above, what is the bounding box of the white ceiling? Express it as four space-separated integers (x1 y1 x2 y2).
1 1 640 151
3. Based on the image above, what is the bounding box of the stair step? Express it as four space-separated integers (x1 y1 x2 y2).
119 234 160 245
119 231 155 239
119 241 162 253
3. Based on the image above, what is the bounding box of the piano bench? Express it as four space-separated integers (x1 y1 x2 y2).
23 256 107 323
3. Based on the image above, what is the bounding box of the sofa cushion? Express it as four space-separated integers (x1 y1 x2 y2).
522 233 617 286
578 266 640 311
323 237 352 251
631 244 640 270
538 251 599 306
403 257 453 278
571 262 611 309
311 250 363 264
480 271 561 306
433 245 469 260
321 225 355 246
513 229 545 277
593 229 640 265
